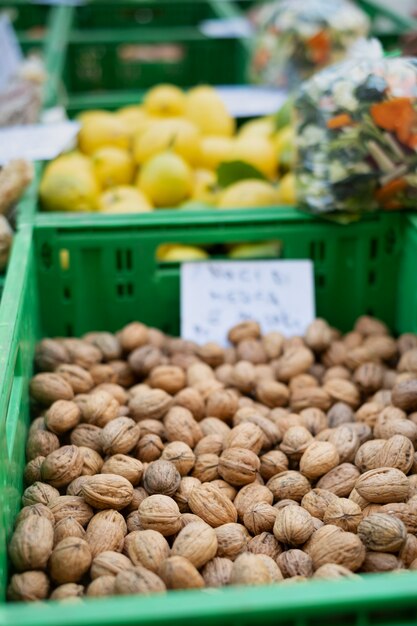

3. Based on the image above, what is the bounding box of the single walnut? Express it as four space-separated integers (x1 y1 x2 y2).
202 557 233 587
380 503 417 534
247 532 282 560
290 388 331 413
108 360 135 387
273 505 314 545
15 503 55 527
115 565 166 595
210 480 237 501
189 483 237 527
358 513 407 552
236 339 267 364
45 400 80 434
301 489 339 520
159 556 205 590
327 402 354 428
66 476 90 497
361 552 402 573
56 364 94 394
118 322 149 353
255 380 289 408
124 529 169 573
82 390 119 427
91 551 132 580
35 338 70 372
228 321 260 344
101 417 141 455
174 388 205 422
128 346 164 377
273 347 315 382
77 447 104 476
143 460 181 496
200 417 231 439
355 440 385 473
191 454 219 482
164 407 202 448
127 511 143 533
376 435 414 474
40 445 83 488
30 373 74 406
225 423 264 455
138 419 165 438
136 434 164 463
280 426 313 461
83 331 122 361
49 537 92 584
234 411 279 448
231 361 256 393
138 495 181 536
197 342 225 367
9 516 54 571
161 442 195 476
87 576 115 597
95 383 128 405
70 423 103 453
129 387 173 422
313 564 358 580
61 338 102 368
85 510 127 558
257 554 283 582
82 474 133 510
243 503 277 535
174 477 201 512
214 523 249 560
172 521 217 568
21 482 60 507
355 468 409 503
277 550 313 579
101 454 143 486
259 450 288 480
391 380 417 412
316 463 360 497
89 364 118 385
24 457 45 485
54 517 85 545
327 425 359 464
230 552 272 586
323 498 362 532
304 525 365 571
205 389 238 422
218 447 260 486
267 471 310 502
194 435 224 457
8 571 50 602
305 319 332 352
50 583 84 600
49 495 93 526
400 534 417 567
26 430 60 461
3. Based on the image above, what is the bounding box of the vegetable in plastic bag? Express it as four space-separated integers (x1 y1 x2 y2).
249 0 369 90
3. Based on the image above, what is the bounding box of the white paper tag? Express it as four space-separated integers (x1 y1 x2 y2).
199 17 253 39
215 86 289 118
0 121 80 164
181 260 315 345
0 14 23 90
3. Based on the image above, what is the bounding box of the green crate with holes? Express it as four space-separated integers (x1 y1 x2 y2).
1 212 417 624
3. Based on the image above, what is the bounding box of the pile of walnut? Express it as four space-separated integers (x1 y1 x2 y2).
8 316 417 601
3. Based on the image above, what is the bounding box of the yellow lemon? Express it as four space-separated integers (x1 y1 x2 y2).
78 112 130 155
197 136 234 170
144 84 186 117
217 179 278 209
227 241 281 259
40 169 99 212
76 109 109 124
185 85 235 137
276 172 296 205
274 126 295 172
238 117 274 139
43 151 93 177
229 135 278 180
192 168 218 204
137 151 193 208
133 117 200 165
92 146 135 189
157 244 209 262
115 105 151 136
98 185 152 213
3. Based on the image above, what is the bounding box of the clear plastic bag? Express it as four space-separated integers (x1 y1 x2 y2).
295 56 417 214
249 0 369 90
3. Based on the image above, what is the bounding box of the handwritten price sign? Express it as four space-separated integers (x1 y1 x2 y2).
181 260 315 345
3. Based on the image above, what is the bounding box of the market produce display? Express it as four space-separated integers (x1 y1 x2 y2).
295 57 417 215
249 0 369 90
39 84 296 214
8 315 417 601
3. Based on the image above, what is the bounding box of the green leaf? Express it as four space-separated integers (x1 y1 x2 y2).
274 96 294 131
217 160 267 188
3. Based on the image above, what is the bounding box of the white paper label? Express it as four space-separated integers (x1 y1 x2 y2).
0 14 23 90
0 121 80 164
215 86 289 118
181 260 315 345
199 17 253 39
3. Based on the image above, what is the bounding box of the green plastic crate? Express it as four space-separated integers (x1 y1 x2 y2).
2 215 417 624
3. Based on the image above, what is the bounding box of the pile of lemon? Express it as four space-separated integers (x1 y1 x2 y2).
40 84 295 215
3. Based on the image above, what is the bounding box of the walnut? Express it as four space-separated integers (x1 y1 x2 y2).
143 460 181 496
214 523 249 560
101 417 141 455
115 565 166 595
194 434 224 457
228 321 260 344
160 441 195 475
82 474 133 510
35 338 70 372
231 361 256 393
24 456 45 485
280 426 313 461
290 387 331 412
56 364 94 394
301 489 339 520
392 379 417 412
136 434 164 462
327 425 359 464
40 446 83 488
21 482 60 507
225 423 264 455
358 513 407 553
313 564 358 580
70 423 103 453
277 550 313 578
49 537 92 584
45 400 80 434
322 498 362 532
191 454 219 482
327 402 354 428
361 552 402 573
164 407 202 448
305 319 332 352
86 576 115 597
171 521 217 568
26 430 60 461
188 483 237 527
355 468 409 503
54 517 85 545
138 495 181 536
48 495 93 526
9 516 54 571
316 463 360 497
299 441 339 480
202 557 233 587
82 390 119 427
101 454 143 486
273 505 314 545
85 510 127 557
174 387 205 421
247 532 282 560
243 503 277 535
273 347 315 382
304 525 365 571
230 553 272 586
158 556 204 590
376 435 414 474
267 471 310 502
149 365 186 394
259 450 288 480
255 380 289 408
218 447 260 486
125 529 169 572
8 571 50 601
129 387 172 421
29 373 74 406
15 503 55 527
50 583 84 600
